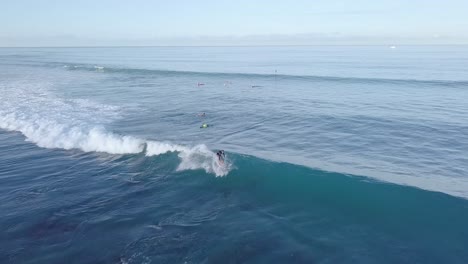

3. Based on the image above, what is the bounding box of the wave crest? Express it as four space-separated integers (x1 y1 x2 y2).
57 62 468 87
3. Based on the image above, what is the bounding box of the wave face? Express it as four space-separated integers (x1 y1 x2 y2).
1 131 468 263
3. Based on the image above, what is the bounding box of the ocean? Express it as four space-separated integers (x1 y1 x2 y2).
1 46 468 263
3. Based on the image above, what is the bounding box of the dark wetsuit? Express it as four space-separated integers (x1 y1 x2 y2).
216 150 225 162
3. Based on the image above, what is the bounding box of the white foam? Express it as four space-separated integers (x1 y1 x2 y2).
0 80 140 154
146 141 230 176
0 79 231 176
0 113 144 154
176 144 230 176
146 141 188 156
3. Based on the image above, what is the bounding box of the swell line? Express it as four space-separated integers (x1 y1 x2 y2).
11 60 468 87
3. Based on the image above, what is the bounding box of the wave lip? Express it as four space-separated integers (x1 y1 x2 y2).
146 141 188 156
0 113 144 154
0 112 230 176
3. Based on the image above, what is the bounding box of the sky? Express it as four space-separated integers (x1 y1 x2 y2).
1 0 468 46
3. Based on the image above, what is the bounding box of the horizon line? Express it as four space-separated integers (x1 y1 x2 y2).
1 44 468 48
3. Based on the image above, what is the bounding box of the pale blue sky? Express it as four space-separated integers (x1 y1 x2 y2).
1 0 468 46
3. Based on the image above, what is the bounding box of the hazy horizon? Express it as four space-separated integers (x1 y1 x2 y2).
1 0 468 47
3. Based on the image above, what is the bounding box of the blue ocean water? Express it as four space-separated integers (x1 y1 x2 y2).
1 46 468 263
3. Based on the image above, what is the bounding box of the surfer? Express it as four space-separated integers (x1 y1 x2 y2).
198 112 206 117
216 150 225 163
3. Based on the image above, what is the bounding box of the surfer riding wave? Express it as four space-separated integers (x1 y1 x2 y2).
216 150 225 164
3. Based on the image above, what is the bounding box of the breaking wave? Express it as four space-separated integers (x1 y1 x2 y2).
0 80 230 176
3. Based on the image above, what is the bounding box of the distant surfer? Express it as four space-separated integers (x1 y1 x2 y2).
216 150 225 164
198 82 205 86
198 112 206 117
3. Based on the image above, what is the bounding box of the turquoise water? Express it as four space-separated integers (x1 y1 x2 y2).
1 46 468 263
